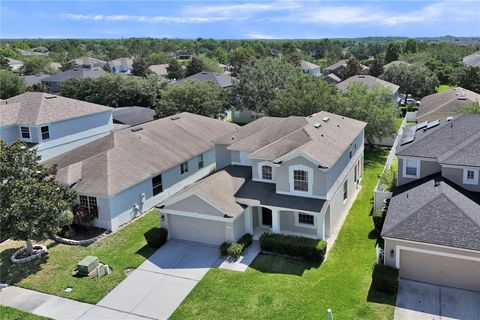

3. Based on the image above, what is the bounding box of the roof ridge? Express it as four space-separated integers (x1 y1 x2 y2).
441 185 480 227
249 126 310 159
438 130 480 163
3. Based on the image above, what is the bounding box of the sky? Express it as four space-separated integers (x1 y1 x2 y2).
1 0 479 39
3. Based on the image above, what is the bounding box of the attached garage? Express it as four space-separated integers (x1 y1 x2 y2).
398 249 480 292
167 214 227 246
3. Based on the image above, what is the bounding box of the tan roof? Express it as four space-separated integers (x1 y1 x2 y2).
336 75 399 95
2 92 112 126
300 60 320 70
417 87 480 120
216 116 281 145
48 112 238 197
148 64 169 76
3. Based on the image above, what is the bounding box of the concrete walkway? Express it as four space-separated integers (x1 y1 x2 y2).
395 279 480 320
215 240 260 272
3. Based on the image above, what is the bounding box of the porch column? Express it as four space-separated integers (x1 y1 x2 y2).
272 208 280 234
244 207 253 234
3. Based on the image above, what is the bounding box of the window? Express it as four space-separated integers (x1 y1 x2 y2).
262 165 272 180
463 169 478 185
298 213 314 225
293 170 308 191
198 154 204 169
343 180 348 201
41 126 50 140
152 174 163 195
180 162 189 175
20 127 30 139
349 149 352 159
79 195 97 214
404 159 419 178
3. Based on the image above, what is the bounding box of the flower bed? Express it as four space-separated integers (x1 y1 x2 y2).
54 224 107 245
11 245 48 264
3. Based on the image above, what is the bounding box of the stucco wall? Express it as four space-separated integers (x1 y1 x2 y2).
167 194 225 217
233 213 246 240
397 158 441 186
279 210 318 237
215 144 231 170
442 166 480 192
276 156 325 197
0 125 19 143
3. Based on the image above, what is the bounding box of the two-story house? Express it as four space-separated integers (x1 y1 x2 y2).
382 115 480 292
46 112 237 231
108 57 133 73
161 112 366 246
0 92 113 161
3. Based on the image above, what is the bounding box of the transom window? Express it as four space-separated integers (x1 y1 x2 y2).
180 162 189 175
404 159 419 177
20 127 30 139
298 213 314 225
262 165 273 180
293 170 309 191
79 195 97 213
41 126 50 140
152 174 163 195
198 154 204 169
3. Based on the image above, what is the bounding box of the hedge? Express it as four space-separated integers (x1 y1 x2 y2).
144 227 168 248
220 233 253 259
259 233 327 262
372 209 385 234
371 264 399 295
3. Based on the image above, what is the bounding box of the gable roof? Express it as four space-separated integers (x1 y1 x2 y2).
42 68 105 83
397 114 480 167
24 74 50 86
109 57 133 66
323 73 341 84
300 60 320 71
463 51 480 67
72 57 106 68
382 174 480 251
324 59 348 72
1 92 112 126
173 72 235 88
47 112 238 197
112 107 156 126
417 87 480 119
147 64 169 76
336 75 399 95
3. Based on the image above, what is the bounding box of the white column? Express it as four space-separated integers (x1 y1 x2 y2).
244 207 253 234
272 208 280 233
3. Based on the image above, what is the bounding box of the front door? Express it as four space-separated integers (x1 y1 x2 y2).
262 207 272 227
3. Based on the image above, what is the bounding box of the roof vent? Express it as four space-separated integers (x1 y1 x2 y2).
314 123 321 128
322 117 329 122
358 75 366 78
170 116 180 120
44 95 57 99
457 96 467 100
446 116 453 121
131 127 143 132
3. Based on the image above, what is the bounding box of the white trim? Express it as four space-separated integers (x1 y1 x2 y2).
402 158 420 179
274 152 323 169
395 245 480 269
397 155 437 162
162 208 231 223
441 164 480 169
383 237 480 254
288 164 314 196
294 212 317 230
256 161 276 183
463 168 479 185
19 126 32 142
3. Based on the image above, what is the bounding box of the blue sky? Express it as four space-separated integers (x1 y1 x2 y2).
1 1 479 39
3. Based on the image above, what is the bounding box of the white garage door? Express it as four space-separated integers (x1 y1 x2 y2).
400 249 480 292
168 214 226 246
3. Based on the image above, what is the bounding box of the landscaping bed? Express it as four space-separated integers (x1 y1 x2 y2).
54 224 107 245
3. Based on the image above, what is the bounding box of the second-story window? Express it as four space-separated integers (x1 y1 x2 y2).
293 170 309 191
41 126 50 140
20 126 30 139
262 165 272 180
404 159 419 178
180 162 189 175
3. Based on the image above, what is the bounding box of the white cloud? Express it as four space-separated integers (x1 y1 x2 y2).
183 1 300 17
60 13 227 24
247 32 276 39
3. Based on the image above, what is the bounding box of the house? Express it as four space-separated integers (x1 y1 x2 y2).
147 64 169 77
6 58 23 72
323 73 342 84
47 113 238 231
383 60 410 72
463 51 480 67
0 92 113 161
300 60 321 75
323 59 368 79
23 74 50 87
416 87 480 122
112 107 157 126
41 68 105 93
71 57 106 69
336 75 400 99
382 115 480 291
109 57 133 73
173 71 235 89
160 112 366 246
16 48 48 56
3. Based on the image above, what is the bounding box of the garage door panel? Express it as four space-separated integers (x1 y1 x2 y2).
168 215 225 246
400 250 480 292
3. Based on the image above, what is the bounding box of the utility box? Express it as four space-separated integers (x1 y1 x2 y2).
77 256 99 275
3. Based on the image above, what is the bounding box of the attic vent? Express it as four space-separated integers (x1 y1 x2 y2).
322 117 330 122
170 116 180 120
131 127 143 132
457 96 467 100
314 123 321 128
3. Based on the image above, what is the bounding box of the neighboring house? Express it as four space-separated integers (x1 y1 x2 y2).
173 71 235 88
323 73 342 84
323 59 368 79
463 51 480 67
47 112 238 231
300 60 321 75
336 75 400 99
383 60 410 72
147 64 169 77
71 57 106 69
109 57 133 73
176 52 192 60
228 109 264 125
23 74 50 87
161 112 366 246
382 115 480 292
41 68 105 93
6 58 23 72
0 92 113 161
112 107 157 126
416 87 480 122
16 48 48 56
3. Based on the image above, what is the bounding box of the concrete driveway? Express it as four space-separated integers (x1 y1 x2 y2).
97 240 219 320
395 279 480 320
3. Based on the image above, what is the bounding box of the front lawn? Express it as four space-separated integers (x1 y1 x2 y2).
0 210 159 304
436 85 452 92
0 306 50 320
171 148 395 320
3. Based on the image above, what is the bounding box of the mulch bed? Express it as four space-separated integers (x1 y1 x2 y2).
58 224 106 241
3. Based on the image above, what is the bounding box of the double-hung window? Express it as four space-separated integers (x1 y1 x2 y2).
293 170 309 192
20 126 30 139
404 159 419 178
152 174 163 195
41 126 50 140
262 165 273 180
464 169 478 185
180 162 189 175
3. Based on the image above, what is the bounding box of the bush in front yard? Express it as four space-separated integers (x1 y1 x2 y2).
371 264 399 295
259 233 327 262
144 227 168 248
227 243 244 259
238 233 253 248
220 242 230 256
219 233 253 258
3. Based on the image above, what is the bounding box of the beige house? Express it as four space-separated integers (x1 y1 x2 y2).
161 112 366 246
382 114 480 292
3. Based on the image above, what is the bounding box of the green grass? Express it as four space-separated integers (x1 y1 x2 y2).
0 210 159 304
0 306 50 320
171 148 395 320
436 85 452 92
394 118 404 130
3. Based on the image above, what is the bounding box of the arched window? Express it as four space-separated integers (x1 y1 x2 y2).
262 165 273 180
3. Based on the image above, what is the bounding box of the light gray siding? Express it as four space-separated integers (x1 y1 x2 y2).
0 125 18 143
442 166 480 192
397 158 441 186
215 144 231 170
276 156 325 197
233 213 246 240
231 150 241 164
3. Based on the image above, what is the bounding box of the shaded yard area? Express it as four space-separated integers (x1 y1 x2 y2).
0 210 159 304
0 306 50 320
171 148 395 320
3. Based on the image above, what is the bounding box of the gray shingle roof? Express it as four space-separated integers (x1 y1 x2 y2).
417 87 480 119
382 174 480 251
1 92 112 126
148 64 169 76
47 112 238 197
173 72 235 88
24 74 50 86
336 75 399 95
112 107 156 126
300 60 320 71
463 51 480 67
323 73 341 84
42 68 105 83
324 60 348 72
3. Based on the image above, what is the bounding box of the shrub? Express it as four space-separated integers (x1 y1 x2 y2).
371 264 399 295
144 227 168 248
219 233 253 258
227 243 244 259
238 233 253 248
220 242 230 257
259 233 327 262
379 165 397 192
372 209 385 233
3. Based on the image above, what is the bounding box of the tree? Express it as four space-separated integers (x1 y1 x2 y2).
28 82 50 93
0 70 26 99
0 56 12 70
155 80 229 118
369 59 384 77
131 57 148 77
21 56 54 75
60 60 75 72
0 141 76 255
166 59 185 80
340 59 363 79
0 46 17 58
384 42 402 64
229 46 256 76
284 52 303 68
382 63 439 98
146 52 169 65
456 66 480 93
186 57 206 77
459 101 480 114
404 39 417 54
214 47 228 64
